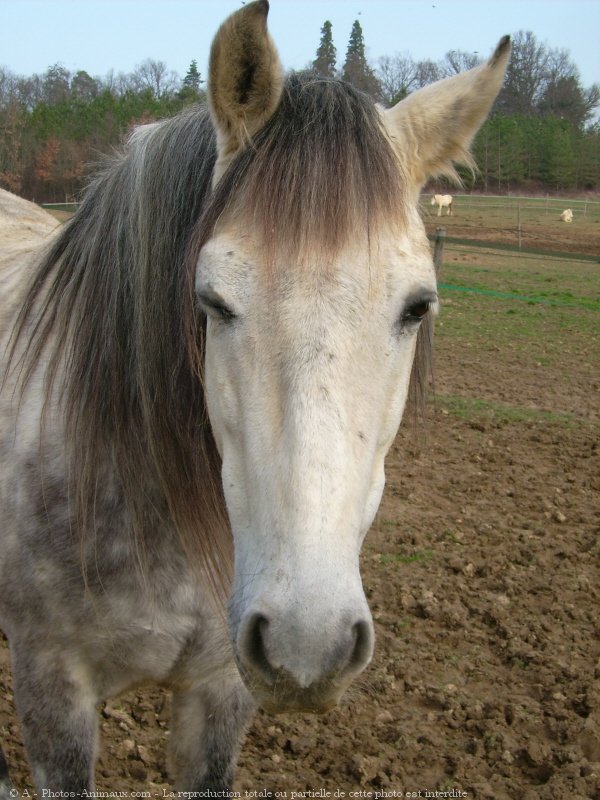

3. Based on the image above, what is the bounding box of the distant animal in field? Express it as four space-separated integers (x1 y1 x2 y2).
431 193 453 216
560 208 573 222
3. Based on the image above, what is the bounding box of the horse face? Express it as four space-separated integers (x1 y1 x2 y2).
196 212 436 712
203 0 509 712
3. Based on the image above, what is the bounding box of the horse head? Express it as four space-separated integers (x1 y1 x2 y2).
197 0 510 713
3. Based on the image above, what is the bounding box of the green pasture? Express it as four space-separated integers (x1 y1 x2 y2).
433 240 599 424
436 245 599 339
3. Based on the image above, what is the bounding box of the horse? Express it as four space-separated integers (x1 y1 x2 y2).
431 193 453 216
0 1 510 793
560 208 573 222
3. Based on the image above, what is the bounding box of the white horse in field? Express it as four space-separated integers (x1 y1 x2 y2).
560 208 573 222
431 193 453 216
0 0 510 793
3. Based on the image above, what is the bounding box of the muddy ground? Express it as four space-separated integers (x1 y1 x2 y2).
1 214 599 800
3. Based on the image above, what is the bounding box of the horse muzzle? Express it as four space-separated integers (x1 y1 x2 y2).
234 607 374 713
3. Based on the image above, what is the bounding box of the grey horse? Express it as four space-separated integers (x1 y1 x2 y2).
0 1 510 792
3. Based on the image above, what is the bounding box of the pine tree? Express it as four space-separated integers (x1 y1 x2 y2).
179 60 203 103
313 21 336 78
182 60 202 92
341 20 380 99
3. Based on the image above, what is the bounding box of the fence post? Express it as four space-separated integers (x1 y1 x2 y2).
517 204 522 250
433 227 446 276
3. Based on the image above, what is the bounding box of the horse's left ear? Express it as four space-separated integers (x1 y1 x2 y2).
383 36 511 188
208 0 284 183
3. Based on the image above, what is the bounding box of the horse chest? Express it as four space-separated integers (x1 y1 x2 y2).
88 578 222 695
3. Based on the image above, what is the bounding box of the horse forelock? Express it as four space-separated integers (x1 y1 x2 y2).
193 73 409 268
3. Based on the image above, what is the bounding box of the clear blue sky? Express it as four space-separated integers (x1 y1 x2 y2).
1 0 599 88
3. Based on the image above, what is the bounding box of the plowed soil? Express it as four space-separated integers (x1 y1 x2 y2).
1 209 599 800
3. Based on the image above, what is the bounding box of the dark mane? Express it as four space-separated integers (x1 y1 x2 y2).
7 74 431 593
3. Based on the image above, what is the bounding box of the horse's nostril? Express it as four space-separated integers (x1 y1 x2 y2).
348 619 374 673
239 612 275 685
237 608 374 698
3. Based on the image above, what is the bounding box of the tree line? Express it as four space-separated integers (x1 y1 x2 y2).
0 26 598 202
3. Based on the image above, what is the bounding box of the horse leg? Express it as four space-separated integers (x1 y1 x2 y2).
10 644 98 792
169 677 254 791
437 205 442 217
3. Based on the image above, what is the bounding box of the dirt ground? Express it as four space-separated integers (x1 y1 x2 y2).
1 209 599 800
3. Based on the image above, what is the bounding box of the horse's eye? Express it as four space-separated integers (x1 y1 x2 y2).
198 292 236 322
404 300 431 322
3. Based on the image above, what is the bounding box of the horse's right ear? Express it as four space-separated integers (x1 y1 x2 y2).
208 0 284 183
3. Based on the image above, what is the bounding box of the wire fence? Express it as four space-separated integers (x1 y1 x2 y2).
41 202 80 212
422 193 600 258
422 193 600 216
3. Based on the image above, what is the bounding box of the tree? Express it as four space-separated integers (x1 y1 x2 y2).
578 123 600 188
34 136 60 187
131 59 180 99
43 64 71 106
341 20 380 99
179 60 204 103
71 70 99 102
1 31 598 200
441 49 481 77
313 20 336 78
495 30 597 127
413 59 442 90
538 116 577 189
183 60 202 91
496 31 548 116
0 67 18 109
376 53 417 106
0 100 25 193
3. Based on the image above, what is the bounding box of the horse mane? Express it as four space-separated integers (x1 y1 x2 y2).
7 74 431 595
9 105 231 594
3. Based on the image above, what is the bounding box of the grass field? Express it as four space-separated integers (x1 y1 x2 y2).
432 238 599 425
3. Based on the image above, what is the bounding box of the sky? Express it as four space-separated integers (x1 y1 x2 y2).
1 0 599 89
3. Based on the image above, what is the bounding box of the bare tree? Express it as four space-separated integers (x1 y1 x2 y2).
131 59 180 99
497 31 599 125
15 74 45 111
413 59 442 89
376 53 418 106
441 49 482 77
100 70 135 96
0 67 18 109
